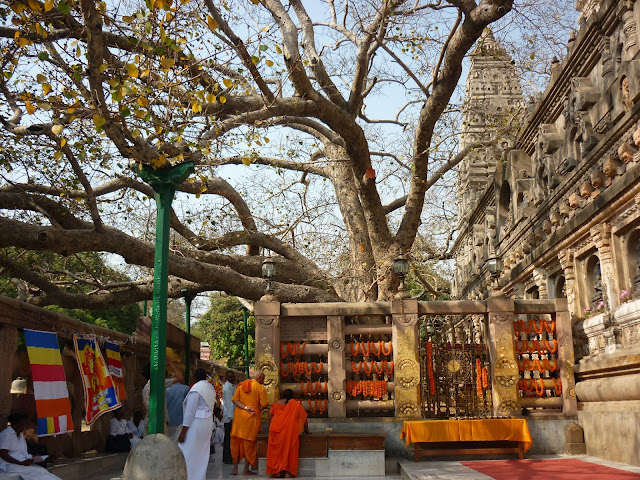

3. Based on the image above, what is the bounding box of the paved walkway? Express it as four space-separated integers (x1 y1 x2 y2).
89 449 640 480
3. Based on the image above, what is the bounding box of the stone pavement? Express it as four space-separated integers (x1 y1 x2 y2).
87 449 640 480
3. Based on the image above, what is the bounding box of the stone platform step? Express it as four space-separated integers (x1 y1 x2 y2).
259 449 386 477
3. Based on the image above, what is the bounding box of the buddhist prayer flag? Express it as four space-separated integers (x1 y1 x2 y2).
104 341 126 401
23 329 74 437
74 334 121 425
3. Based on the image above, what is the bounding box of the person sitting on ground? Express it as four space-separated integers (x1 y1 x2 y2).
127 410 145 448
106 408 132 453
141 356 183 435
266 389 309 479
0 412 62 479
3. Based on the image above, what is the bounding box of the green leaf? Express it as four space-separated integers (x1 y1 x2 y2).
259 44 268 52
37 51 49 61
58 0 70 14
145 21 152 34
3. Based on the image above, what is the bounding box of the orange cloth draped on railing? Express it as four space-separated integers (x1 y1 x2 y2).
266 400 308 477
401 418 532 453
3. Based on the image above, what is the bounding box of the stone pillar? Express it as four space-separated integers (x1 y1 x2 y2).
591 223 618 310
254 298 281 408
327 316 346 417
392 298 421 418
0 326 18 429
558 249 578 320
487 296 520 417
555 299 578 415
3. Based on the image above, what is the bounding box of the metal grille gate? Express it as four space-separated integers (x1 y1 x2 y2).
420 315 492 418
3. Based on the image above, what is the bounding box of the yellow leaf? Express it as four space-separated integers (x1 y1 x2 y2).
187 177 195 183
10 2 25 13
25 101 36 114
99 64 108 73
36 73 47 83
265 59 274 67
27 0 42 12
250 0 259 4
195 192 201 199
141 68 150 77
275 44 282 54
192 101 202 113
126 63 139 78
60 138 67 147
151 155 168 168
207 15 218 31
160 57 175 69
205 93 215 103
51 124 64 135
35 24 47 37
37 102 51 110
241 156 251 166
54 151 63 160
92 114 106 128
67 106 77 114
137 97 149 107
219 95 226 104
44 0 53 11
261 25 270 32
16 37 30 48
155 126 163 134
223 78 233 88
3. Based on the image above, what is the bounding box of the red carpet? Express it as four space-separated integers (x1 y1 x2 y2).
461 458 640 480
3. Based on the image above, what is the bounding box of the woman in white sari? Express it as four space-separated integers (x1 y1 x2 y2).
177 368 216 480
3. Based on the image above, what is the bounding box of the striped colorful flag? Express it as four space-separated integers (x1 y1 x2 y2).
74 334 121 425
104 341 126 401
23 329 74 437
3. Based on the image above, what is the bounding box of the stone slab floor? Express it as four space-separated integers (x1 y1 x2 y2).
86 449 640 480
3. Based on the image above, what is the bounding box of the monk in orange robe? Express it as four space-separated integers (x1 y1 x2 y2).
266 389 309 478
230 371 269 476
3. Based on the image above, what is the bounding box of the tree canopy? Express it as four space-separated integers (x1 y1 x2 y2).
0 0 576 308
192 294 254 370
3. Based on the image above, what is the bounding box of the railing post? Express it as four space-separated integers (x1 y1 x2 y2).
327 315 347 417
555 298 578 415
392 298 421 418
254 298 281 408
487 296 521 416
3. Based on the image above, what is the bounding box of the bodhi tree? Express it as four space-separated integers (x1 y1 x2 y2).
0 0 573 308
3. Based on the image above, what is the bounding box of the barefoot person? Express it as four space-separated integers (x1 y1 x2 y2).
177 368 216 480
0 412 61 480
230 371 268 476
266 389 309 478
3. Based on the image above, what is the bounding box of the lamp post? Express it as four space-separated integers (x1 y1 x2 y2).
261 256 276 296
181 289 196 386
486 256 503 296
393 254 410 299
137 161 195 434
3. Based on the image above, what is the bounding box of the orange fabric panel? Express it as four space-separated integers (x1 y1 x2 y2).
401 419 533 453
35 398 72 418
230 379 269 441
231 436 258 466
266 400 308 476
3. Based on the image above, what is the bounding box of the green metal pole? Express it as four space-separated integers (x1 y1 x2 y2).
181 289 195 386
242 307 250 378
137 161 194 435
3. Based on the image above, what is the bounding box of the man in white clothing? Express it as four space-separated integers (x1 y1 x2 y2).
178 368 216 480
221 370 236 464
0 412 61 480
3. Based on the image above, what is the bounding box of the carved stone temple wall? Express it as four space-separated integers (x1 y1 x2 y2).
453 0 640 466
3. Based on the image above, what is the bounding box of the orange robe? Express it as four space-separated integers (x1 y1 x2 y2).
230 379 268 466
266 400 307 477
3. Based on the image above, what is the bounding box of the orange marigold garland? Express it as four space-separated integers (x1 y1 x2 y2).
542 358 557 372
543 339 558 353
553 378 562 395
381 341 392 356
308 399 317 414
385 361 394 375
280 362 290 377
481 367 488 389
317 399 327 414
313 361 323 373
361 341 370 357
363 359 374 375
476 358 483 397
352 361 363 374
534 377 545 397
351 341 360 356
426 341 435 395
530 317 544 335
